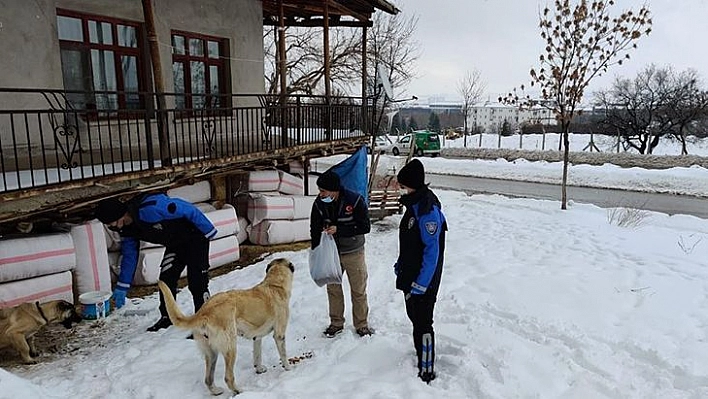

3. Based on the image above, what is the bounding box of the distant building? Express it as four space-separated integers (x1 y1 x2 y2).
468 101 554 134
395 98 554 135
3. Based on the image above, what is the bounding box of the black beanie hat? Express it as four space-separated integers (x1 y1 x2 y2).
317 171 341 191
95 198 128 224
397 159 425 189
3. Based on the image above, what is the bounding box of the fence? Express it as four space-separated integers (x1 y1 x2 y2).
440 131 706 156
0 89 373 193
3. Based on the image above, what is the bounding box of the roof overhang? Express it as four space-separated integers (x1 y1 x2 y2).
263 0 400 28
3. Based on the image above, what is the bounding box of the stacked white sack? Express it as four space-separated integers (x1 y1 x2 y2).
70 220 112 297
0 271 74 307
0 233 75 283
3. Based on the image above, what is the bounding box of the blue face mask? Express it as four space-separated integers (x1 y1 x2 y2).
320 196 334 203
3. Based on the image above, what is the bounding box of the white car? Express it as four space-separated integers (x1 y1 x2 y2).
367 136 392 154
381 131 441 157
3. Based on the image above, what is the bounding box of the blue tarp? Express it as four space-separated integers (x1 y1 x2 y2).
328 145 368 204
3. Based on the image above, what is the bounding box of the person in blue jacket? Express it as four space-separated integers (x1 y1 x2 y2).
394 159 447 384
95 193 217 332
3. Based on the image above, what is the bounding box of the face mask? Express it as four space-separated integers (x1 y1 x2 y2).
398 189 409 196
320 196 334 203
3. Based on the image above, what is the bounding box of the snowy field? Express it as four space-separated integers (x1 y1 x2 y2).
3 137 708 398
439 132 708 156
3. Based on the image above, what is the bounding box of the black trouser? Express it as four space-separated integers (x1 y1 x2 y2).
158 236 210 317
405 293 436 375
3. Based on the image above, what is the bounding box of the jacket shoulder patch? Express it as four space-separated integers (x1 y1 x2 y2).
425 221 438 235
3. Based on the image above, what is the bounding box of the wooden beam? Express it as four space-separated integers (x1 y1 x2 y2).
263 18 372 27
142 0 171 167
263 0 373 22
324 0 370 22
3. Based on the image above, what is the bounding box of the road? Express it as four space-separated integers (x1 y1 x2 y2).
429 174 708 219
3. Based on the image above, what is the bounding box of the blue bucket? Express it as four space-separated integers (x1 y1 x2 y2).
79 291 112 319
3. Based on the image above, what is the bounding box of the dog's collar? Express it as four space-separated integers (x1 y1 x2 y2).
35 302 49 324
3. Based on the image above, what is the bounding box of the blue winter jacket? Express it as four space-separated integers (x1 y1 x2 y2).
115 194 217 290
395 186 447 296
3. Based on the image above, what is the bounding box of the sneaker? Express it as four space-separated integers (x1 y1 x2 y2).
146 316 172 332
323 325 344 338
418 371 436 384
356 326 375 337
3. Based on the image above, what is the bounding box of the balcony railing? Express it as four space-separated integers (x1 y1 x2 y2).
0 89 372 193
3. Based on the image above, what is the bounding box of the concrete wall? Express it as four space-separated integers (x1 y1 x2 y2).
0 0 264 106
0 0 64 110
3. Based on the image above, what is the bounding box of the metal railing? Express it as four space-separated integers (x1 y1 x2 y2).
0 89 373 193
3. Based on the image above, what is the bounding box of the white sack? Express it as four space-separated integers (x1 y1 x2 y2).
247 194 294 226
167 180 212 203
247 170 280 192
205 204 239 239
237 216 249 244
0 233 75 283
292 195 316 220
0 271 74 308
70 220 112 296
278 170 304 195
247 219 310 246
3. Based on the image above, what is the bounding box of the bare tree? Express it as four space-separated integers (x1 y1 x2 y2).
502 0 652 209
663 72 708 154
367 8 420 134
457 69 486 148
597 65 708 155
264 27 361 95
263 2 419 104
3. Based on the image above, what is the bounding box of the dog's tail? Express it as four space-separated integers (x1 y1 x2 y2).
157 281 200 330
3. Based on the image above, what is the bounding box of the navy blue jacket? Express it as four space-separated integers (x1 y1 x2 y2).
395 186 447 296
310 188 370 254
115 193 217 290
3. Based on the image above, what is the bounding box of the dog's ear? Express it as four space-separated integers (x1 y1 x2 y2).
287 261 294 273
58 301 76 313
266 261 273 273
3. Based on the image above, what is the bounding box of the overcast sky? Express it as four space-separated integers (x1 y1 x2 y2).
397 0 708 103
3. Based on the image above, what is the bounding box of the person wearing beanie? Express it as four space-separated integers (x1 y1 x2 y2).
395 159 447 384
310 170 373 338
396 158 425 190
95 193 217 332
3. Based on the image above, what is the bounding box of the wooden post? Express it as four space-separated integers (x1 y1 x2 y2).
362 26 368 133
363 26 376 190
278 0 288 147
142 0 171 166
323 0 332 139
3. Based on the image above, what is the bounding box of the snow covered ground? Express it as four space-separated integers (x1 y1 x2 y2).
3 138 708 398
440 132 708 157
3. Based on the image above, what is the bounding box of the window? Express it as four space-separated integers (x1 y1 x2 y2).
57 10 143 110
171 31 228 110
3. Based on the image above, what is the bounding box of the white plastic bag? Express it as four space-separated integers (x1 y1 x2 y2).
309 232 342 287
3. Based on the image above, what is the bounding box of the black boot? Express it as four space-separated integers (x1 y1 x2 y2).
146 316 172 332
417 332 435 384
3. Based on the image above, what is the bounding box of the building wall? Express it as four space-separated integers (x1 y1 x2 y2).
469 103 554 134
0 0 66 109
0 0 264 109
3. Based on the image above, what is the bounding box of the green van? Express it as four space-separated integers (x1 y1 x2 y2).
386 130 441 157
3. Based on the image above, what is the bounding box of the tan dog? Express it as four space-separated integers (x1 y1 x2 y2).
158 258 295 396
0 300 82 363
